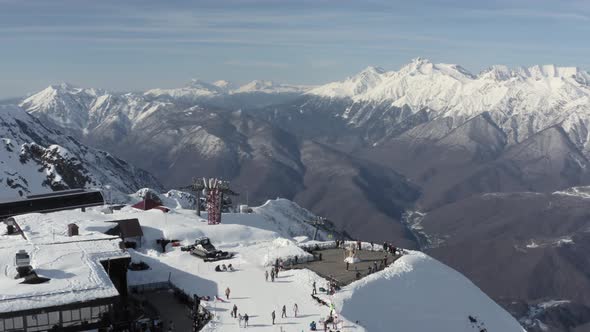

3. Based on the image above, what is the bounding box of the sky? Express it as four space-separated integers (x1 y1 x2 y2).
0 0 589 98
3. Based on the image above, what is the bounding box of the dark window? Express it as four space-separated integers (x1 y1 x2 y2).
48 311 60 325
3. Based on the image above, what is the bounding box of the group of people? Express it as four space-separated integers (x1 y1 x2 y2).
383 242 401 255
265 258 285 282
225 290 250 328
230 304 250 328
214 263 234 272
271 303 299 325
367 257 389 274
309 316 339 331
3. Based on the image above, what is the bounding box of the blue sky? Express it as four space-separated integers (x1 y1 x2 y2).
1 0 589 98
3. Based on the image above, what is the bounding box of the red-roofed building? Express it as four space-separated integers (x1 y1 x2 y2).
131 199 169 212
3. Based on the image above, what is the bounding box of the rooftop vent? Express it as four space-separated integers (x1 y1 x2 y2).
5 218 17 235
15 250 33 279
68 223 79 237
15 249 30 267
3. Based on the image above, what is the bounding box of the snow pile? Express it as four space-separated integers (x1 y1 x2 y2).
332 251 526 331
344 256 361 264
252 198 331 241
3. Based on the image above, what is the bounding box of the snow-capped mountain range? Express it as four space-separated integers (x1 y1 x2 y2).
304 57 590 151
19 79 311 135
145 78 311 99
0 104 162 200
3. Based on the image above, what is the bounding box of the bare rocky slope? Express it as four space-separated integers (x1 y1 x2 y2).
0 104 162 200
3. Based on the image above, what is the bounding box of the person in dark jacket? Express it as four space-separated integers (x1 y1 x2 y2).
281 305 287 318
310 321 317 331
231 304 238 318
271 310 276 324
243 313 249 327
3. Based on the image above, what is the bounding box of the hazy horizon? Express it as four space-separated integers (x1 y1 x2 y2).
1 0 589 98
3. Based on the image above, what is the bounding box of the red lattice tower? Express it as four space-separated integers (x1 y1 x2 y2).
207 188 222 225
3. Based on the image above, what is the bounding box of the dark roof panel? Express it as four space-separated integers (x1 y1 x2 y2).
0 190 104 219
105 218 143 238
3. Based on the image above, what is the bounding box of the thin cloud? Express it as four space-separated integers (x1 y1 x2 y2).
224 60 289 69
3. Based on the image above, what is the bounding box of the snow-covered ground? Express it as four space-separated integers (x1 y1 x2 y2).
4 198 525 331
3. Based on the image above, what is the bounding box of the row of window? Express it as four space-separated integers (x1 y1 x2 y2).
0 304 111 332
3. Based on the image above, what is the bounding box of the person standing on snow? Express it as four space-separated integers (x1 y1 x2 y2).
293 303 299 317
312 281 317 295
238 313 242 327
243 313 249 327
281 305 287 318
225 287 231 300
265 270 269 282
272 310 276 324
271 269 275 282
232 304 238 318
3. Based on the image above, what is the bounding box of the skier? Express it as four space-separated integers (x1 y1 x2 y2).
293 303 299 317
281 305 287 318
271 310 276 325
270 269 275 282
238 313 243 327
243 313 249 327
265 270 269 282
225 287 231 300
232 304 238 318
312 280 317 295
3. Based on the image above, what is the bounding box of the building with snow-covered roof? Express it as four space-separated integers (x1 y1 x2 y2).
0 212 130 332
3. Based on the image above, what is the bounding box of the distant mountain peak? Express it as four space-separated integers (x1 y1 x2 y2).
212 80 237 92
50 82 78 91
361 66 386 75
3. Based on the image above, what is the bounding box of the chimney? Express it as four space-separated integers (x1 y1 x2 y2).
5 218 16 235
68 223 79 237
15 249 32 278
